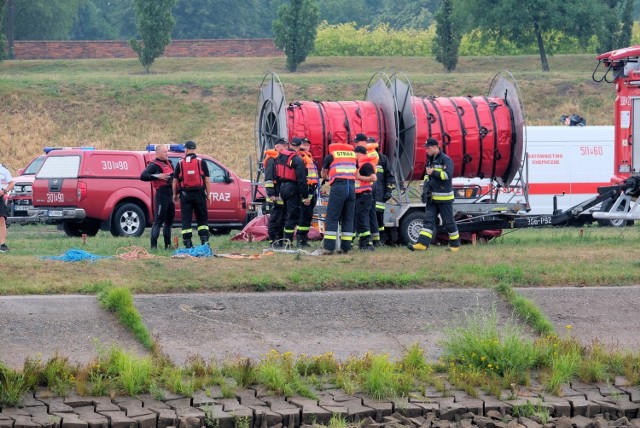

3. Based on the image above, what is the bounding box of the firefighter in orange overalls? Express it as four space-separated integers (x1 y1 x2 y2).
354 133 380 247
296 137 319 248
354 145 377 251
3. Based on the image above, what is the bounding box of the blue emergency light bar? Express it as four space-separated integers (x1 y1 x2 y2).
43 146 95 154
145 144 185 153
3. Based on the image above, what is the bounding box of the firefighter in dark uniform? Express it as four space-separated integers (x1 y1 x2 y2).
369 136 395 246
297 137 319 248
172 140 213 248
140 144 175 250
276 137 309 246
354 145 377 251
408 138 461 252
264 138 288 247
320 142 357 254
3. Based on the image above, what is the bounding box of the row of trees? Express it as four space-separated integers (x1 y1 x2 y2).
0 0 637 73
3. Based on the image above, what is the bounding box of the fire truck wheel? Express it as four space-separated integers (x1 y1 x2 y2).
399 210 424 245
111 203 146 237
62 219 100 237
597 199 634 227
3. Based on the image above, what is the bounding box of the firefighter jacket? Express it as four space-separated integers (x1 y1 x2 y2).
366 143 380 166
327 143 357 184
276 149 309 199
422 151 454 203
176 154 207 190
355 155 377 194
300 150 320 187
374 153 395 202
263 149 279 198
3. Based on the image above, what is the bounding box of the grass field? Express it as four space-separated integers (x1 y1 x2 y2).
2 223 640 295
0 54 616 178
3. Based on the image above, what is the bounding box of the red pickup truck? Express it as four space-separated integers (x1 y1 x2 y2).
29 146 263 237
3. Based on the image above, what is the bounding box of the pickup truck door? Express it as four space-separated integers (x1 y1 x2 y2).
204 159 241 221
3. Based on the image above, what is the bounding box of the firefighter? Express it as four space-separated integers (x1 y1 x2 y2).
264 138 288 248
297 137 319 248
369 136 395 246
140 144 175 250
354 145 377 251
320 141 357 254
408 138 460 252
172 140 214 248
354 134 380 245
276 137 309 246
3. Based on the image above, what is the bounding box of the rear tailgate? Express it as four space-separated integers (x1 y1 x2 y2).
31 155 83 220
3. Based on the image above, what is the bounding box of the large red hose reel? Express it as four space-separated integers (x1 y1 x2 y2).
256 72 524 184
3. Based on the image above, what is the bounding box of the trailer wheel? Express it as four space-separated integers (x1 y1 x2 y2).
399 210 424 245
597 199 634 227
111 203 146 237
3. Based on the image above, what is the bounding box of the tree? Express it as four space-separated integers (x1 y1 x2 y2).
272 0 319 72
453 0 608 72
70 0 117 40
129 0 177 73
172 0 263 39
598 0 634 53
4 0 84 40
375 0 439 30
318 0 370 26
0 0 5 61
432 0 460 72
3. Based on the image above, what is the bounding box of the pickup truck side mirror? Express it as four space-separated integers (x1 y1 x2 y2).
224 173 233 184
17 168 25 176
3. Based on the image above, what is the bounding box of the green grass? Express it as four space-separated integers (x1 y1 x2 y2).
3 224 640 295
98 286 154 350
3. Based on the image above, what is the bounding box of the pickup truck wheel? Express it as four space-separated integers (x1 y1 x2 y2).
111 203 146 237
597 199 634 227
62 219 100 237
399 210 424 245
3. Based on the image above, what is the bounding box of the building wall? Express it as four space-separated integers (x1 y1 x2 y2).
11 39 283 60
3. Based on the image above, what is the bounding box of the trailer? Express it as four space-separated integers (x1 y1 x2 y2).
254 47 640 244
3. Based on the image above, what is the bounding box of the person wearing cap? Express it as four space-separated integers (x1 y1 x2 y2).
172 140 213 248
140 144 175 250
408 138 460 252
264 137 288 247
368 136 395 246
354 133 380 246
0 160 15 253
354 145 377 251
275 137 309 246
320 140 357 254
297 137 319 248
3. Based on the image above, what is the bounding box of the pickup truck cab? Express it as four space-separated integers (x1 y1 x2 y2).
30 146 261 237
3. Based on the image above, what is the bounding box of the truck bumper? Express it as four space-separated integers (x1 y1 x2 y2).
27 208 86 222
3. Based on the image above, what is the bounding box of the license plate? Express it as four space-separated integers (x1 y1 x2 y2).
48 210 63 217
14 205 31 211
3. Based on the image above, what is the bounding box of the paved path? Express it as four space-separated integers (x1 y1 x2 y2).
1 286 640 369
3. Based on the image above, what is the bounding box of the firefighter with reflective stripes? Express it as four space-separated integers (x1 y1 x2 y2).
369 136 395 246
297 137 319 248
276 137 309 246
354 134 380 246
172 140 213 248
408 138 461 252
264 138 288 247
140 144 175 250
354 145 377 251
320 143 357 254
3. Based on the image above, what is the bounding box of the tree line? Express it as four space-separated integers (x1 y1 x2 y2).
0 0 636 73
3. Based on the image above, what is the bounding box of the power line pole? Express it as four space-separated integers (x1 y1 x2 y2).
7 0 14 59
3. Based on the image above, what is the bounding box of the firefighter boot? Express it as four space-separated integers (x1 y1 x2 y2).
359 237 375 252
296 232 311 248
408 242 428 251
184 238 193 249
284 232 294 248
